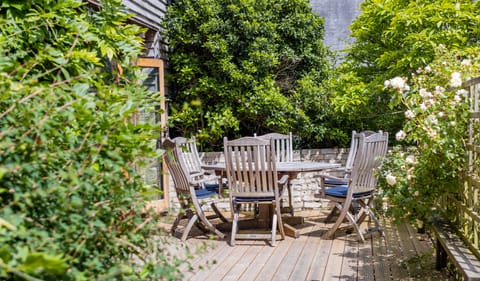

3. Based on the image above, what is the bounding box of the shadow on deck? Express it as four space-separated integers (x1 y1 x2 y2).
160 209 454 281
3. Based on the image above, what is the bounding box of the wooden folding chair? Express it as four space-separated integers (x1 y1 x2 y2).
316 131 389 242
255 132 294 215
172 136 222 192
162 138 227 241
324 130 378 187
224 136 288 246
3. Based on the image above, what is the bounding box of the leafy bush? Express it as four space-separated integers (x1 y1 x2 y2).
377 46 480 223
333 0 480 139
164 0 336 149
0 0 184 280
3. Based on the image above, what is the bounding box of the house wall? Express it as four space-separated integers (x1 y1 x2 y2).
310 0 363 52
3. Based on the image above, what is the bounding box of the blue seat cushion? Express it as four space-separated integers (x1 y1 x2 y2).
195 189 217 199
234 196 275 203
325 186 373 198
324 178 348 186
203 182 227 193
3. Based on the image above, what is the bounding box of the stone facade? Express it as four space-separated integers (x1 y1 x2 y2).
167 147 351 212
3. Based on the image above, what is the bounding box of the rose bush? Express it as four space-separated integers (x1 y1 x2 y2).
377 45 480 224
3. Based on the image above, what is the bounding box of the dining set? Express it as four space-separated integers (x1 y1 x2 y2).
161 131 389 246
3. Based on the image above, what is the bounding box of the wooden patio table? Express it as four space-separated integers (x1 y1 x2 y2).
202 161 341 238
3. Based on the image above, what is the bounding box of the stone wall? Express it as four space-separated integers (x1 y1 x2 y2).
167 147 351 212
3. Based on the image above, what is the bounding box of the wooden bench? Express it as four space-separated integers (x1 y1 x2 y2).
431 217 480 280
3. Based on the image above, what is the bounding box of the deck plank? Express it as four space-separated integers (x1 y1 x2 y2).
188 240 237 281
340 233 359 281
221 241 265 281
253 235 294 281
272 217 318 281
235 241 275 281
200 244 250 281
322 236 346 279
383 218 409 280
397 220 421 278
288 216 325 281
182 239 228 280
372 221 390 281
357 232 374 281
172 210 453 281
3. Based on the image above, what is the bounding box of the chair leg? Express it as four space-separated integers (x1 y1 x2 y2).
322 202 349 240
356 198 384 237
285 183 294 216
344 206 365 242
171 212 184 235
182 214 199 241
230 207 239 247
325 207 340 223
275 202 285 240
271 212 277 247
211 202 228 223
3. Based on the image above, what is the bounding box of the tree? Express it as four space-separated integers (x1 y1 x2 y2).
0 0 184 279
164 0 335 149
332 0 480 137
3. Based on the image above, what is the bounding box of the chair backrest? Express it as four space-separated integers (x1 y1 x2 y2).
162 138 194 207
223 136 279 198
255 132 293 162
344 130 377 176
349 131 389 193
172 136 204 178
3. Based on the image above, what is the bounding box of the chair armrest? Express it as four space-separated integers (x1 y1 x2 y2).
190 174 220 186
278 174 289 186
315 174 350 197
277 174 289 197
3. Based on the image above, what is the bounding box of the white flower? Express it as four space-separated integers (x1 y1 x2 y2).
406 155 416 164
461 59 471 66
419 88 432 98
390 77 405 89
454 94 462 103
407 174 412 181
384 80 391 87
420 103 428 111
457 89 468 97
386 174 397 186
451 121 457 126
450 72 462 87
437 111 444 117
428 129 437 138
405 110 415 119
395 130 407 141
425 66 432 72
435 86 445 94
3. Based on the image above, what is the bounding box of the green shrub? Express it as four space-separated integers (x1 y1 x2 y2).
0 1 184 279
378 46 480 223
164 0 336 149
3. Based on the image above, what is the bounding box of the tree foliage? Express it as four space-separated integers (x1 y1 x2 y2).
164 0 336 149
333 0 480 137
0 0 184 279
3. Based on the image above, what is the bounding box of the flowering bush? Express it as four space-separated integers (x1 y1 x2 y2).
377 46 480 223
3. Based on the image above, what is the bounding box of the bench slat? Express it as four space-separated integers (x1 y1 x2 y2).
432 219 480 281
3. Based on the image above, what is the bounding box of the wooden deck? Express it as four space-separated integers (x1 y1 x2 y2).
162 209 454 281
